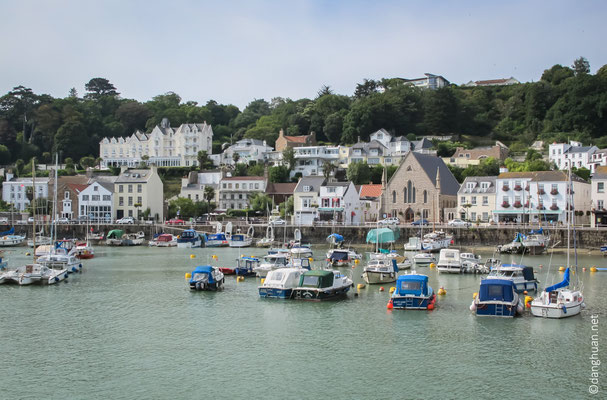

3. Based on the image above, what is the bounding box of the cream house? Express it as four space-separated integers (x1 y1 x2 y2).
113 167 164 221
293 176 326 225
457 176 496 222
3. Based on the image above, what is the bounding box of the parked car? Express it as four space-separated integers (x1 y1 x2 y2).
116 217 135 224
27 217 35 223
16 219 28 225
0 217 8 224
56 217 70 224
411 219 429 226
379 217 400 225
166 218 185 225
448 218 471 227
269 217 286 225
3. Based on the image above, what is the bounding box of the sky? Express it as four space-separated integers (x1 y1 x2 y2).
1 0 606 110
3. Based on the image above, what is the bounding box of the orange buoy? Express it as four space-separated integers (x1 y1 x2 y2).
379 287 385 292
387 302 393 310
427 303 434 310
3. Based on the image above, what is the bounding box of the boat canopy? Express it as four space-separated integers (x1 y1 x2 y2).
395 275 429 296
545 267 570 292
512 232 525 242
479 279 515 302
327 233 344 243
366 228 399 244
157 234 173 242
299 270 334 288
107 229 124 239
529 228 544 234
0 227 15 236
191 266 216 284
231 234 245 240
181 229 198 238
329 250 349 262
205 233 226 240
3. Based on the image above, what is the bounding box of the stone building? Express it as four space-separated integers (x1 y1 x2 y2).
382 152 460 223
274 129 316 152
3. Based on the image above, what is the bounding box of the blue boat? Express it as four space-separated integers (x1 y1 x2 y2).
203 233 228 247
234 256 260 277
470 278 523 318
188 266 224 291
177 229 202 248
389 274 436 310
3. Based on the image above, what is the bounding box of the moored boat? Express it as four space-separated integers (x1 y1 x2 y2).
413 252 435 267
188 266 224 291
470 278 524 317
437 248 461 274
71 241 95 259
530 268 584 318
258 267 305 299
488 264 538 293
389 274 436 310
177 229 202 248
362 257 398 284
291 269 353 301
0 227 26 247
254 252 290 278
203 233 229 247
149 233 177 247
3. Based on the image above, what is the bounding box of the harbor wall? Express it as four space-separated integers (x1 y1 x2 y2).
7 223 607 250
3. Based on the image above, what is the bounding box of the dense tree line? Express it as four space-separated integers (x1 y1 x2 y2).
1 58 606 166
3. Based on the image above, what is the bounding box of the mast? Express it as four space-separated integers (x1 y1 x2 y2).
566 166 570 272
32 158 36 263
435 167 441 231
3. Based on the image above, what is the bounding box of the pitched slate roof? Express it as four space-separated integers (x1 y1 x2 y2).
566 146 595 153
498 170 587 183
294 176 326 193
222 176 265 181
412 138 433 150
392 152 459 195
285 135 309 143
458 176 496 194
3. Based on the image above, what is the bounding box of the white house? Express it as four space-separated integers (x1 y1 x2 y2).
213 138 273 166
291 146 341 178
588 149 607 173
179 171 221 204
293 176 326 225
457 176 496 223
549 141 597 170
318 181 362 225
494 171 591 225
218 176 266 210
590 166 607 227
1 175 50 212
401 73 450 90
100 118 213 168
78 181 114 222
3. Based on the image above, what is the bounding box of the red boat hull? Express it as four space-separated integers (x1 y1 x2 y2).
219 267 235 275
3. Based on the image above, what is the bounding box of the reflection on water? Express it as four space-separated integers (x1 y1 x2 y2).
0 244 605 399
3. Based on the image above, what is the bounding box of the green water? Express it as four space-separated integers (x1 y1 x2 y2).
0 245 605 399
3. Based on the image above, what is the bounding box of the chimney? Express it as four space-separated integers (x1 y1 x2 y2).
263 164 269 182
278 129 285 138
188 171 197 185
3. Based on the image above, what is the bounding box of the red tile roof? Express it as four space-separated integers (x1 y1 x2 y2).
285 135 309 143
67 183 89 194
359 184 382 198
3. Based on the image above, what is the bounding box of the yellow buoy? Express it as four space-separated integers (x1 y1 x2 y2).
389 286 396 294
237 276 244 282
308 257 314 262
260 278 265 285
212 255 218 260
354 259 360 264
25 252 30 256
591 267 598 272
357 283 365 290
438 287 446 295
559 266 566 272
525 295 533 308
185 272 192 279
472 292 478 299
429 263 436 269
190 254 196 259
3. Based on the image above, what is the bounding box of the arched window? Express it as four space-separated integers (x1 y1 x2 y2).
403 188 407 203
392 190 396 203
423 190 427 204
407 181 412 203
412 186 416 203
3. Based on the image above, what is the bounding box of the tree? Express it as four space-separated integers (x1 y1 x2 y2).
248 163 264 177
68 88 78 98
282 147 295 171
346 161 372 184
571 57 590 76
84 78 119 99
316 85 333 98
0 144 10 164
279 196 294 218
322 162 336 180
249 193 271 213
204 186 215 218
79 156 95 169
234 163 248 176
197 150 213 170
232 153 240 163
269 165 290 183
354 79 379 98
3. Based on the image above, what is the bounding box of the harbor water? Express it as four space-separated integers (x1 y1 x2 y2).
0 245 605 399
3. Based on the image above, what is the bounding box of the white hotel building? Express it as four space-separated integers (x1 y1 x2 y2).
1 176 50 211
100 118 213 168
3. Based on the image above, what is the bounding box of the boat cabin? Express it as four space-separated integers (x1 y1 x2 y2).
180 229 198 239
298 270 334 289
478 279 516 303
395 275 430 297
264 267 303 288
328 250 349 263
190 266 217 284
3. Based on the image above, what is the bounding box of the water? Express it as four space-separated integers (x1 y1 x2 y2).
0 245 605 399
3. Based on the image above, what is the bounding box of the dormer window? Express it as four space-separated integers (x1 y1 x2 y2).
64 191 70 199
303 186 312 192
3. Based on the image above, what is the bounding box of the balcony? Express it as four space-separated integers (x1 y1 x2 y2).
513 201 522 208
514 185 522 191
550 204 559 211
502 185 510 191
550 189 559 195
501 202 510 208
537 189 546 195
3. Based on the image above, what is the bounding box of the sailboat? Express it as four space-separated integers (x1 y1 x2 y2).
71 206 95 259
256 224 275 247
530 167 585 318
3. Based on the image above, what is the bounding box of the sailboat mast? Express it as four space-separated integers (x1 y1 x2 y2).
566 166 571 270
32 158 36 262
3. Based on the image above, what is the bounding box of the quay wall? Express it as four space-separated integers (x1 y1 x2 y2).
8 223 607 250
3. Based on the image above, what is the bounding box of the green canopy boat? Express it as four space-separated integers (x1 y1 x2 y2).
366 228 399 244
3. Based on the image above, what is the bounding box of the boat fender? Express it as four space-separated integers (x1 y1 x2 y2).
387 300 393 310
429 263 436 269
472 292 478 299
79 263 82 270
389 287 396 294
438 287 446 295
469 303 476 311
54 277 59 282
357 283 365 290
525 296 533 308
354 259 360 264
427 303 434 310
260 278 265 285
559 266 565 272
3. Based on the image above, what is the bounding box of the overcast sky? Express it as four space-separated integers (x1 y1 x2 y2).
1 0 605 109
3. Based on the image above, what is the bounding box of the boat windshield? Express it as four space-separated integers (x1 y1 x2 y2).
301 275 320 287
401 281 421 291
192 273 209 282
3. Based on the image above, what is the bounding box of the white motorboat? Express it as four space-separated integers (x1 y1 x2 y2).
258 267 306 299
291 269 353 300
0 264 68 285
290 244 313 259
404 237 424 252
460 252 487 274
487 264 538 292
362 257 398 284
254 252 290 278
38 253 82 274
27 235 51 247
437 249 461 274
177 229 202 248
413 253 435 267
149 233 177 247
0 233 26 247
229 233 253 248
421 231 452 252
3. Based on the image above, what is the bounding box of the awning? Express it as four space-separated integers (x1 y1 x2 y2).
492 209 561 214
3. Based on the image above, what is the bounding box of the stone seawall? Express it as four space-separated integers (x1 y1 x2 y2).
8 223 607 250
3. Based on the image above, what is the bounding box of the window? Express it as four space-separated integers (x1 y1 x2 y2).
83 195 89 201
64 191 70 199
128 197 133 206
392 191 396 203
119 197 124 206
423 190 427 204
482 196 488 206
471 212 476 221
92 195 100 201
466 182 475 189
481 182 489 190
303 186 311 192
128 210 133 217
228 183 232 189
327 187 336 193
137 184 142 193
302 198 311 208
93 186 98 191
482 212 488 221
552 184 558 192
235 183 239 189
103 195 111 201
598 182 604 193
128 185 133 193
502 196 508 203
119 185 124 193
599 200 604 209
471 196 477 205
461 196 466 204
239 194 242 199
195 194 199 201
137 197 142 204
514 196 521 203
223 183 227 189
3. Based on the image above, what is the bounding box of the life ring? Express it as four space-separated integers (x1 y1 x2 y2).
302 291 314 299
